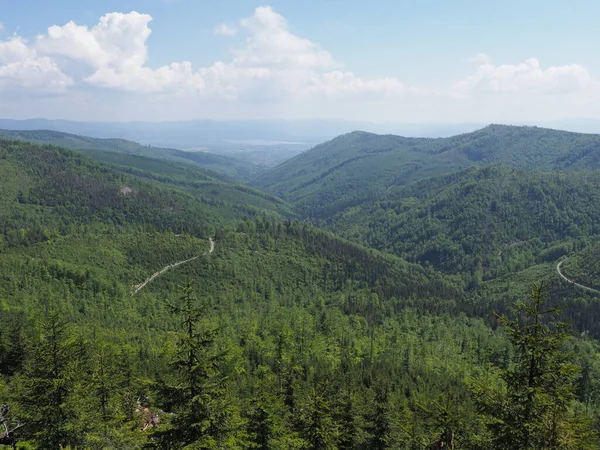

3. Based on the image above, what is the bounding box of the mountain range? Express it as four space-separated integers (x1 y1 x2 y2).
257 124 600 217
2 122 600 448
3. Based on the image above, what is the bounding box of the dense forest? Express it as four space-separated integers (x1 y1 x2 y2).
328 165 600 278
0 129 261 181
257 124 600 218
3 130 600 449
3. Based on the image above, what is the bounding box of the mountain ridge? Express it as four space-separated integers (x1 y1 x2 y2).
257 123 600 218
0 128 261 181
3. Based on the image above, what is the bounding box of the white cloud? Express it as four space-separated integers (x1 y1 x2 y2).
34 12 184 93
0 7 414 101
213 23 237 37
1 8 599 122
0 36 73 91
452 54 595 97
0 23 5 32
235 6 335 70
199 6 415 101
313 71 406 98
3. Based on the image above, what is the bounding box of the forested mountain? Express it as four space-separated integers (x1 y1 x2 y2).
2 136 600 448
328 165 600 279
0 129 261 181
257 124 600 217
78 148 295 217
0 139 295 242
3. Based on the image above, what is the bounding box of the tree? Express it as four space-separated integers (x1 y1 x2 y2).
364 383 394 450
470 283 599 449
150 283 245 449
14 307 83 449
245 367 304 450
298 380 340 450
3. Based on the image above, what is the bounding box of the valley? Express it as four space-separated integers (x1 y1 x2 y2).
2 125 600 448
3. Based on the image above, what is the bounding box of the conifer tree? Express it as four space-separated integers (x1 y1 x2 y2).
298 380 340 450
14 307 82 449
245 367 303 449
150 283 244 449
471 284 599 449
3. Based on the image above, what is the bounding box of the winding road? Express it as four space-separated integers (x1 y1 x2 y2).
133 237 215 294
556 260 600 295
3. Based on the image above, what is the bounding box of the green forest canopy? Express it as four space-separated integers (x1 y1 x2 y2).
1 135 600 448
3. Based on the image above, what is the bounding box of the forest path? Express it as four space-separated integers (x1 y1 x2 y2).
133 237 215 295
556 260 600 295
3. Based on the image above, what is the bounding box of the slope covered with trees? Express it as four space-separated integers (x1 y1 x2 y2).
258 124 600 217
560 239 600 290
328 165 600 280
0 139 293 245
1 137 600 448
0 129 261 181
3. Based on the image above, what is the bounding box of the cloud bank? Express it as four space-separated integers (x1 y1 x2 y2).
0 7 598 121
11 7 413 100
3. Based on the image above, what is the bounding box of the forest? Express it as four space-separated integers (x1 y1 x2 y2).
256 124 600 218
2 129 600 449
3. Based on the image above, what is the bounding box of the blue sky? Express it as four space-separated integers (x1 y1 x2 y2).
1 0 599 122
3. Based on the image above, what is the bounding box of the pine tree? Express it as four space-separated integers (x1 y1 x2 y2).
471 283 599 449
418 392 460 450
364 382 394 450
298 380 340 450
150 283 245 449
14 308 82 449
245 367 302 450
0 312 27 377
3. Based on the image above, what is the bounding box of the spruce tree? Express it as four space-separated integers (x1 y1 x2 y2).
14 308 82 449
471 284 599 449
150 283 244 449
298 380 340 450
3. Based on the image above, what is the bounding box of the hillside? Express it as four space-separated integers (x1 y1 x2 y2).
0 139 295 241
560 239 600 291
257 124 600 217
0 138 464 344
328 165 600 280
0 129 261 181
78 148 295 217
1 139 600 448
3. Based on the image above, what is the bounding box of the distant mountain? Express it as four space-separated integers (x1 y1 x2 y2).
0 118 484 147
257 124 600 218
0 129 261 181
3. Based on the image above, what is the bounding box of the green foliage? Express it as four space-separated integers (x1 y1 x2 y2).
0 135 599 448
0 138 293 247
13 306 83 449
258 124 600 218
0 129 261 181
470 284 598 449
329 165 600 280
150 283 245 449
561 238 600 289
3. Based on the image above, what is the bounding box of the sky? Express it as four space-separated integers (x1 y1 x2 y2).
1 0 600 123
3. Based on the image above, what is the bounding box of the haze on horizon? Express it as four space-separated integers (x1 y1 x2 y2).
1 0 600 124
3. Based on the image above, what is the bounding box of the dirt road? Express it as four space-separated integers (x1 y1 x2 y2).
556 260 600 295
133 237 215 294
